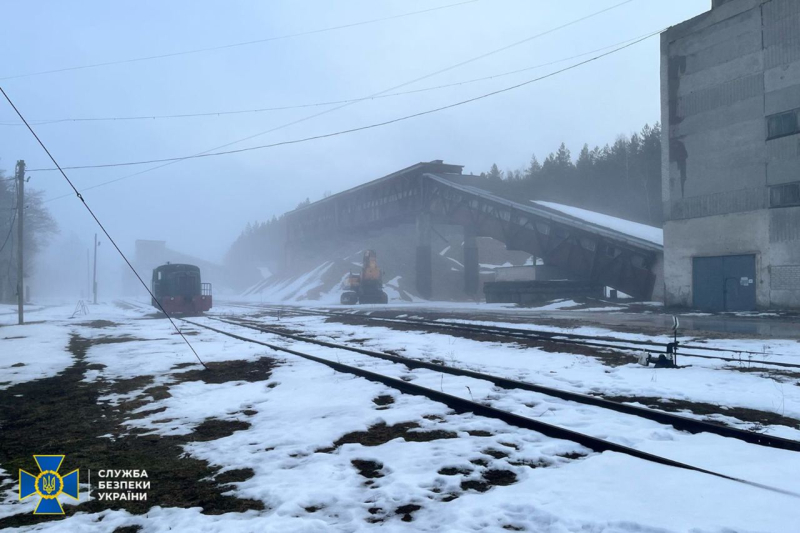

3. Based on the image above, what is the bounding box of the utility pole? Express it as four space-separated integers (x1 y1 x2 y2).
86 249 91 300
92 233 98 304
15 160 24 325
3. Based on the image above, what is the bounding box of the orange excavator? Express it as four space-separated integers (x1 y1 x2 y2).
340 250 389 305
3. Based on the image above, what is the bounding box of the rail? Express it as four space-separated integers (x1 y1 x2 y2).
209 314 800 452
228 303 800 370
180 316 798 498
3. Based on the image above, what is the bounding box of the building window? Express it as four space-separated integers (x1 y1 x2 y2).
770 182 800 208
767 110 799 140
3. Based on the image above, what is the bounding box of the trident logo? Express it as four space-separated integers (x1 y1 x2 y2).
42 475 57 494
19 455 79 515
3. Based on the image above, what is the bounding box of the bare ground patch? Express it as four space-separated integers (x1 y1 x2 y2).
316 421 457 453
174 357 276 384
601 394 800 430
351 459 384 479
79 320 121 329
0 333 277 529
323 314 636 367
721 364 800 382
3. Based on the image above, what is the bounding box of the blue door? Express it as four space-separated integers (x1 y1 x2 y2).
693 255 756 311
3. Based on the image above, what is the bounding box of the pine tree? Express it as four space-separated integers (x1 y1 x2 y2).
554 142 573 169
526 154 542 179
487 163 502 181
576 144 592 175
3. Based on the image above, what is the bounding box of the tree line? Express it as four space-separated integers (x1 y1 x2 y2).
0 166 57 302
473 122 662 227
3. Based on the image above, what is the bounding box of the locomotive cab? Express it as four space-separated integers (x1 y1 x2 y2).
151 263 212 315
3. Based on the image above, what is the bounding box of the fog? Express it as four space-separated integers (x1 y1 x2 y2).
0 0 707 300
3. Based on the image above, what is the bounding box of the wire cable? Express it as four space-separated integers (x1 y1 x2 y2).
30 31 660 176
34 40 654 211
0 28 658 126
0 1 480 81
33 0 641 207
0 86 209 370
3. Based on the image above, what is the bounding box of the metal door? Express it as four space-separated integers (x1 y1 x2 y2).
693 256 724 311
692 255 756 311
721 254 756 311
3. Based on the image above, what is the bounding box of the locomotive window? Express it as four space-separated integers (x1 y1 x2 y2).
158 271 162 280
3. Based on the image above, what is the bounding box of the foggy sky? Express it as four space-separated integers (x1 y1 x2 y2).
1 0 707 281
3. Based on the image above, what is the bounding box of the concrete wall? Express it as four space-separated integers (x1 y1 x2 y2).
769 205 800 307
661 0 800 309
663 210 770 306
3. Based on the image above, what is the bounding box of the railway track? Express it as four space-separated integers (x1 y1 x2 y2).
208 314 800 452
230 302 800 370
120 300 800 441
175 315 797 498
115 300 799 496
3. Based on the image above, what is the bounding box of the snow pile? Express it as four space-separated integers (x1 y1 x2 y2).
244 259 419 305
248 261 336 302
531 299 580 311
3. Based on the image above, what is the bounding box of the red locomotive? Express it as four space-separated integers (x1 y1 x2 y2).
151 263 212 315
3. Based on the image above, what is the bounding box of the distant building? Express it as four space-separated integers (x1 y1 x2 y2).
122 240 226 296
661 0 800 310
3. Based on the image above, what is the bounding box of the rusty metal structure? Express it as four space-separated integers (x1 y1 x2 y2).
284 161 664 300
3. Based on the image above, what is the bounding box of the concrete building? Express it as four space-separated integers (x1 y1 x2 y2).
661 0 800 310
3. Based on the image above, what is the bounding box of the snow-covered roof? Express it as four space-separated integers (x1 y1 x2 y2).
531 201 663 246
425 174 662 252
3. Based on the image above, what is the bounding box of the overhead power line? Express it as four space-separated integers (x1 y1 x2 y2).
0 86 208 370
0 0 480 81
31 31 661 176
37 0 640 203
0 29 658 126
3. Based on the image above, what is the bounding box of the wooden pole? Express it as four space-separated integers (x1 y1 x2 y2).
16 160 24 325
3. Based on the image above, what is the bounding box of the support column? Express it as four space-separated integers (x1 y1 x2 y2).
282 219 296 274
282 241 295 274
463 224 479 296
416 213 432 299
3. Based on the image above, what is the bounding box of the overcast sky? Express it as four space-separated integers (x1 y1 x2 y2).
1 0 707 272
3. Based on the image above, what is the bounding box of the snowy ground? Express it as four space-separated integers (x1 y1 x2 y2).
0 301 798 531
